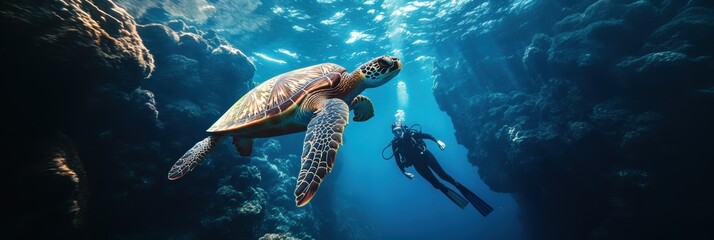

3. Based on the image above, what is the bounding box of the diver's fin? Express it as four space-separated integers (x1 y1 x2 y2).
457 184 494 216
444 188 469 209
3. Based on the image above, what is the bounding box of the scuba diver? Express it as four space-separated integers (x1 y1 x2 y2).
383 122 494 216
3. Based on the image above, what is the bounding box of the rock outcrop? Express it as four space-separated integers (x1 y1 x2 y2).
2 1 257 238
431 1 714 239
2 0 153 237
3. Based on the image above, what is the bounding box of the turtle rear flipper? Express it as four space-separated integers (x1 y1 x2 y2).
295 98 349 206
350 95 374 122
168 135 225 180
232 137 254 156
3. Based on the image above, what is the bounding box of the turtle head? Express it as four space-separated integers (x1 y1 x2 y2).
355 55 402 88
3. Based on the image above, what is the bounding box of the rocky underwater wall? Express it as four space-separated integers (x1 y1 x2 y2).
431 0 713 239
2 0 325 239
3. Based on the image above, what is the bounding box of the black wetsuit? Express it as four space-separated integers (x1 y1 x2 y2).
388 128 495 216
391 132 458 192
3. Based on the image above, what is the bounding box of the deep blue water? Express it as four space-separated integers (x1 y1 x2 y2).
216 1 527 239
8 0 713 239
335 80 525 240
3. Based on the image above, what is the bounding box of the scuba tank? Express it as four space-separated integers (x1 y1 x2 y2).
382 124 427 160
406 124 427 154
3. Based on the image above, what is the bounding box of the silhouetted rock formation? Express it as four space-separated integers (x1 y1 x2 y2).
2 1 257 238
2 0 152 238
432 1 714 239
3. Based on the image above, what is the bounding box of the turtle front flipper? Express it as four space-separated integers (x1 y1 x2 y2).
350 95 374 122
295 98 350 206
168 135 225 180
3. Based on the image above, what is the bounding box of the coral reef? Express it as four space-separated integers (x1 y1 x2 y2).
251 140 320 240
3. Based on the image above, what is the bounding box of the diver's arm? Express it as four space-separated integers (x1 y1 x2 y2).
415 132 438 142
415 132 446 150
392 142 414 179
392 143 405 173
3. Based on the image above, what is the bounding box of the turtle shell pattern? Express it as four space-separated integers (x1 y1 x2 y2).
207 63 346 133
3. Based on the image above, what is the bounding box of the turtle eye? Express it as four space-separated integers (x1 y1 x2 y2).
377 58 391 68
383 57 394 66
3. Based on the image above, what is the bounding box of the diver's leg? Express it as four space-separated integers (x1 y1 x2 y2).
413 161 468 208
413 162 443 190
423 151 459 186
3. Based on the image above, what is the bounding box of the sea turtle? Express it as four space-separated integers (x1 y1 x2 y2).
168 55 402 206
